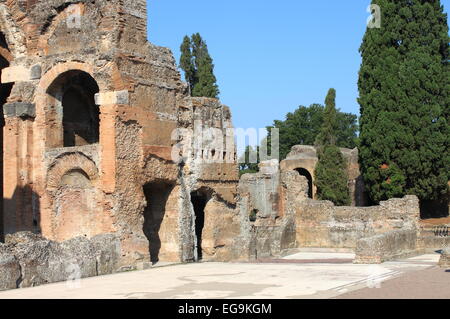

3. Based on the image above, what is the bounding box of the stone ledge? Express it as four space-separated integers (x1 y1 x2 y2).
1 65 41 83
354 230 418 264
94 90 129 105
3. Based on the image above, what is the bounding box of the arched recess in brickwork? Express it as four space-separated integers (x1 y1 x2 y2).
46 152 106 242
39 65 101 148
47 153 99 191
50 70 99 147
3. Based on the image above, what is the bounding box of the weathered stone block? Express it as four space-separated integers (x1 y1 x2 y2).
0 244 21 291
94 90 129 105
354 230 418 264
91 234 121 276
3 102 36 119
2 232 121 290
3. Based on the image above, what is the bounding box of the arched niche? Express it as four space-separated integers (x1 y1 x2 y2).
45 70 100 148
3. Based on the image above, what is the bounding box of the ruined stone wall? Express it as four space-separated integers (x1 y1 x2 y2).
296 196 420 249
235 161 309 260
237 159 421 260
0 0 241 269
176 97 240 262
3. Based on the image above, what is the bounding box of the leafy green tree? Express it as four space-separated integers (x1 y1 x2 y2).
179 33 220 98
267 104 358 160
358 0 449 204
314 89 351 206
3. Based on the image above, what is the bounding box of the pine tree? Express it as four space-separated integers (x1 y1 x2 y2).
314 89 351 206
358 0 449 205
179 33 220 98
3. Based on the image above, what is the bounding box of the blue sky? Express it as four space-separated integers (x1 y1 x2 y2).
147 1 450 133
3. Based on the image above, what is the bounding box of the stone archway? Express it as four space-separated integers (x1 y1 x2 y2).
45 70 100 149
295 168 314 199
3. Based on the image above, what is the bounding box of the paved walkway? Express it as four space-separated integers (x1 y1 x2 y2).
0 250 446 299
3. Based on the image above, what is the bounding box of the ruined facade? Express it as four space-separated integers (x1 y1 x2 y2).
0 1 447 292
0 0 240 268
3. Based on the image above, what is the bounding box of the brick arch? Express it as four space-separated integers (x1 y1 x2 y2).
38 62 97 92
46 152 99 190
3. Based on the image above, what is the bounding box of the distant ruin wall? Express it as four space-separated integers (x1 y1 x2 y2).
296 196 420 249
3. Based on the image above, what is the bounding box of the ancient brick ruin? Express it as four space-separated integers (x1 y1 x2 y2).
0 0 239 268
0 0 448 291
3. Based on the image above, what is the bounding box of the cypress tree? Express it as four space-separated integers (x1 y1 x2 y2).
179 33 220 98
179 36 195 94
358 0 449 205
191 33 220 98
314 89 351 206
315 88 338 146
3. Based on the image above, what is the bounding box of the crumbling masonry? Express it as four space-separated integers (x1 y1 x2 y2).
0 1 447 291
0 0 239 270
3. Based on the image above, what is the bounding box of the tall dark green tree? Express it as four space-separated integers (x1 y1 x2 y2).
180 36 195 93
266 104 358 160
315 88 338 146
179 33 220 98
358 0 449 206
314 89 351 206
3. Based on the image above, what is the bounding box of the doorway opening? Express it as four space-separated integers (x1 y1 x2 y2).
143 181 175 264
295 168 313 199
190 188 211 261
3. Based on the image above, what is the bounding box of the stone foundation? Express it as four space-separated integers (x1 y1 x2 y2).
0 232 121 291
